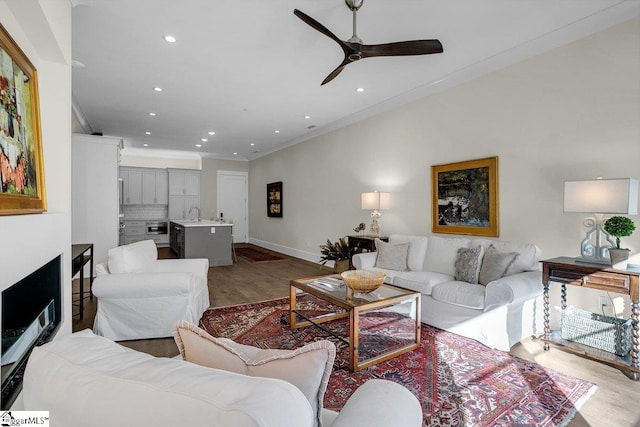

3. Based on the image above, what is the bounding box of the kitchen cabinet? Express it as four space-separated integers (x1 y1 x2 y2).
168 169 201 219
120 167 143 205
170 220 232 266
142 169 169 205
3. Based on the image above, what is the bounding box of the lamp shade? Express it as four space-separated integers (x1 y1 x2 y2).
361 192 390 210
564 178 638 214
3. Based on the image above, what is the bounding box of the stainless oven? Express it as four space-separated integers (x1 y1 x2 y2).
146 221 168 235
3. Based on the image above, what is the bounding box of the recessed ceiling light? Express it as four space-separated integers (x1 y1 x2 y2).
195 144 202 148
250 143 255 146
148 112 156 116
201 138 208 142
356 87 364 92
145 131 151 135
208 131 215 135
304 115 311 119
233 152 238 155
143 143 149 147
153 87 163 92
274 130 280 134
163 35 177 43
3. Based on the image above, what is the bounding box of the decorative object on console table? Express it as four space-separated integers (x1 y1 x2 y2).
541 257 639 380
603 215 636 269
563 177 638 265
0 24 46 215
431 157 498 237
267 181 282 218
361 191 390 236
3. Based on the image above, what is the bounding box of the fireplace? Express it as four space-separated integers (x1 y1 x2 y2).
1 255 62 409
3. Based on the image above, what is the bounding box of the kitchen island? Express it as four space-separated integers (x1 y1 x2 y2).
170 220 233 266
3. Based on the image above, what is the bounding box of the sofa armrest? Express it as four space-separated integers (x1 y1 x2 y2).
352 252 377 270
95 262 109 276
484 270 543 312
92 272 196 299
150 258 209 277
329 379 421 427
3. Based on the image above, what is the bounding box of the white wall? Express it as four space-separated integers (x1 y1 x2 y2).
249 18 640 314
0 0 72 341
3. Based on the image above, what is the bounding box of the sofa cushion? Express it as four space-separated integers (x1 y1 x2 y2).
107 239 158 274
423 236 471 276
478 244 519 286
431 281 486 310
454 245 484 284
374 239 409 271
173 321 335 427
388 234 429 272
472 239 540 274
392 271 453 295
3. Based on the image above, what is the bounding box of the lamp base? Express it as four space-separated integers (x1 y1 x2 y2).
369 210 381 237
576 214 615 265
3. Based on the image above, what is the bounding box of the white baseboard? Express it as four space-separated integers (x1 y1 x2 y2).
248 238 334 267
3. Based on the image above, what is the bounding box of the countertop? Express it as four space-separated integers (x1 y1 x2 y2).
170 219 233 227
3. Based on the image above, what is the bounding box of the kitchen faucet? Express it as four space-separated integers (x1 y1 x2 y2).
189 206 201 222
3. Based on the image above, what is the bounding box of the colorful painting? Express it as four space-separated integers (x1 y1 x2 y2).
0 24 46 215
267 181 282 217
431 157 498 236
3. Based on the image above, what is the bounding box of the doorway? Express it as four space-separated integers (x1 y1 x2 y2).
217 171 249 243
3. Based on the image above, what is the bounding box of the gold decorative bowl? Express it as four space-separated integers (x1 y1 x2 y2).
341 270 386 293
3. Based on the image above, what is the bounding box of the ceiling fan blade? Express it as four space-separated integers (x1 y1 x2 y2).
321 57 351 86
294 9 348 51
360 40 443 58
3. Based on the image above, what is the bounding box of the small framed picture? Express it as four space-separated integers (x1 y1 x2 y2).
267 181 282 218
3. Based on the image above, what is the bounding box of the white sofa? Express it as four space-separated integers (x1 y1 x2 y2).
22 330 422 427
92 240 210 340
352 234 544 351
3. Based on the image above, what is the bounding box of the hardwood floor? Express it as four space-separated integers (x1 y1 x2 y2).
72 245 640 427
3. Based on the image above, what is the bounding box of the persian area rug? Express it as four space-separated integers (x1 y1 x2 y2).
199 296 596 427
235 247 286 263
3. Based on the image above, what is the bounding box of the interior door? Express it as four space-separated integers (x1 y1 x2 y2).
218 171 248 243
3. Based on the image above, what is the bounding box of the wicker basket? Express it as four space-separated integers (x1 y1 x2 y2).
341 270 386 293
560 305 632 356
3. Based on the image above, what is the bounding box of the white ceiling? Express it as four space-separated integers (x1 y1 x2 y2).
71 0 640 161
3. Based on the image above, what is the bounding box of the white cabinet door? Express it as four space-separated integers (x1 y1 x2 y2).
185 172 200 196
122 168 143 205
169 195 185 219
169 172 186 195
155 170 169 204
142 171 157 204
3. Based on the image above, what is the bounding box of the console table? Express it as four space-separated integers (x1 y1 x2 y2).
541 257 639 380
347 235 388 254
72 243 94 320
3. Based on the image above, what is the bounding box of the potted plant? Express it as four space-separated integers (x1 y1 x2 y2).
604 216 636 269
319 237 353 273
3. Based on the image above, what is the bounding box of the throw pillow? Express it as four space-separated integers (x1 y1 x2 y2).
173 321 335 427
478 244 519 286
374 239 409 271
454 245 483 284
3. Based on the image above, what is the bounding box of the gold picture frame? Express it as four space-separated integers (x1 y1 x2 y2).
431 156 498 237
0 23 46 215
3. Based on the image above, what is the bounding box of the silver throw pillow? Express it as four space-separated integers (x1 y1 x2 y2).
374 239 410 271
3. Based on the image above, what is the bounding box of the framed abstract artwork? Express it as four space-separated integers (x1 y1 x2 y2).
0 24 46 215
431 156 499 237
267 181 282 217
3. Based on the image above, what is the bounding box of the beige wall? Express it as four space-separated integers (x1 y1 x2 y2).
249 18 640 314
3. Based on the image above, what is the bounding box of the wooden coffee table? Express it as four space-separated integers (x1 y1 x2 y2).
290 275 421 372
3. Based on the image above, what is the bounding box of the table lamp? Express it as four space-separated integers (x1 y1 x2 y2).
564 178 638 264
361 191 390 236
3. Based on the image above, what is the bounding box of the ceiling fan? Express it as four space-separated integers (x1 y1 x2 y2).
294 0 443 85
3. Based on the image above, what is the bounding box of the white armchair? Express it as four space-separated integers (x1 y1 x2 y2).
92 240 210 341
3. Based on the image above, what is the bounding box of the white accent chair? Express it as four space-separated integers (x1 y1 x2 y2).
92 240 210 341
